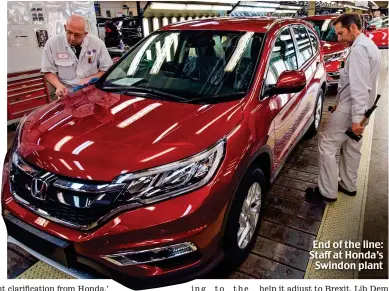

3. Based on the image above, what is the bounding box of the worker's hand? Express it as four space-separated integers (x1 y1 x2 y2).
330 104 337 113
55 85 68 98
352 123 364 135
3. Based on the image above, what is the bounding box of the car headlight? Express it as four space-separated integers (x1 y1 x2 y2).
323 48 350 63
10 115 28 155
113 138 226 205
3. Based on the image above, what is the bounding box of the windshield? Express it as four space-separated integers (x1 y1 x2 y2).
98 30 264 102
308 19 337 42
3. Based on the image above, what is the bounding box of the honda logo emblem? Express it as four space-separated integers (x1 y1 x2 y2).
31 178 48 201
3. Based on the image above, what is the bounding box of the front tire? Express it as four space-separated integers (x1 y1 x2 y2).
222 165 267 267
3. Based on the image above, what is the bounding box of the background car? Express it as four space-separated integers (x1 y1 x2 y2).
303 15 349 86
365 16 389 49
3 17 326 289
96 16 111 41
104 16 143 47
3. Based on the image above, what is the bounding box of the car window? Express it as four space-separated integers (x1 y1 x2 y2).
101 30 264 101
122 19 140 29
293 25 314 67
307 28 319 54
264 28 298 87
307 20 338 42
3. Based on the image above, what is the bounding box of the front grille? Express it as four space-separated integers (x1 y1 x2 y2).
10 161 124 229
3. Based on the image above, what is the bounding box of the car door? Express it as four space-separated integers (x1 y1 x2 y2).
262 27 302 170
290 24 321 133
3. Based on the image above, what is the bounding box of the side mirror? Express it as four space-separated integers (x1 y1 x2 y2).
367 25 377 30
265 70 307 96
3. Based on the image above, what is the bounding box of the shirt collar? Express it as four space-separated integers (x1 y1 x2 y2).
351 33 364 49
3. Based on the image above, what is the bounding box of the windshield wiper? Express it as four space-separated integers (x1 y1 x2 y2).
100 85 189 102
189 92 246 103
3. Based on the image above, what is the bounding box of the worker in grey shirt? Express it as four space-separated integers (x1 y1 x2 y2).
41 15 113 98
306 13 381 202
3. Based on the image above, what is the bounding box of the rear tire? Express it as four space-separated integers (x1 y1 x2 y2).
306 89 324 138
222 165 267 268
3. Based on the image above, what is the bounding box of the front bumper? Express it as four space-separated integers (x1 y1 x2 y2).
5 212 224 289
1 149 237 286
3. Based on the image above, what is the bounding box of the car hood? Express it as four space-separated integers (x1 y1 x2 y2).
18 87 243 181
320 40 348 55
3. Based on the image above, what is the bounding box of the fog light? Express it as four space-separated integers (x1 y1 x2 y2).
101 242 197 266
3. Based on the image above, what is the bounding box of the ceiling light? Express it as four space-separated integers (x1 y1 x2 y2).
212 5 233 10
150 3 186 10
186 4 210 10
240 1 280 8
279 5 302 9
236 7 276 12
274 9 299 13
142 18 149 37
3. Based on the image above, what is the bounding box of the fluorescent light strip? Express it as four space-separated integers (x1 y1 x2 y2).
150 33 179 75
297 39 311 45
236 7 276 12
74 161 85 171
152 17 160 31
111 98 144 115
59 159 73 171
187 4 210 10
322 19 332 32
240 1 280 8
225 32 254 72
150 2 232 11
48 116 72 131
150 3 186 10
212 5 233 10
72 141 94 155
54 136 73 152
127 35 158 76
117 103 162 129
153 123 179 144
196 0 237 3
279 5 302 9
280 35 292 41
50 163 59 172
142 18 150 37
196 106 238 134
274 9 299 13
141 147 176 163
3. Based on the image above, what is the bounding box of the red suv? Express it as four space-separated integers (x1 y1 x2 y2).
303 15 350 86
365 16 389 49
2 18 326 288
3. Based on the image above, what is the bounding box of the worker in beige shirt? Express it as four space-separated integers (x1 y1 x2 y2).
306 13 381 202
41 15 113 98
